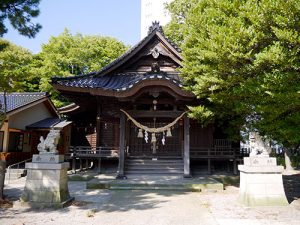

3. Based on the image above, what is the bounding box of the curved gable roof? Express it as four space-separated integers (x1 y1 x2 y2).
52 23 181 83
51 23 193 100
94 26 182 76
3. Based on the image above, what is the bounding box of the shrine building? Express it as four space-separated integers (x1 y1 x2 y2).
52 23 245 178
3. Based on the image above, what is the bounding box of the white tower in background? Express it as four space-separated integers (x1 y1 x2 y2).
141 0 173 39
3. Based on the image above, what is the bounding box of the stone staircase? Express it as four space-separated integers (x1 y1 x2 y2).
5 168 26 181
125 158 184 176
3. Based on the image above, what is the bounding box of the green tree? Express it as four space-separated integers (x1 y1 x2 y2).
34 29 128 106
0 0 41 38
166 0 300 160
164 0 199 47
0 39 33 127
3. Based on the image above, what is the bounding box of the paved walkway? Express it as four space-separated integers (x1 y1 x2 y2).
1 173 300 225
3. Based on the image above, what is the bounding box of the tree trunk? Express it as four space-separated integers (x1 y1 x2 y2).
284 148 293 171
0 160 6 200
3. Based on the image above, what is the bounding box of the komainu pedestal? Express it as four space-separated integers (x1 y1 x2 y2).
19 154 74 208
238 157 288 206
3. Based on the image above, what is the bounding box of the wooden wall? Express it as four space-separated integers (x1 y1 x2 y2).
190 121 214 148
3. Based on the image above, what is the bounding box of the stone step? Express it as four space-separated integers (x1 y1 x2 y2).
127 159 183 163
125 159 184 175
126 162 183 166
126 164 183 169
126 169 183 173
109 186 193 191
125 170 183 175
87 177 224 191
126 167 183 172
126 168 183 173
5 169 27 180
127 160 183 164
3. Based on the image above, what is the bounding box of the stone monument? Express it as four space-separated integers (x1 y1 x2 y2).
238 132 288 206
19 129 74 208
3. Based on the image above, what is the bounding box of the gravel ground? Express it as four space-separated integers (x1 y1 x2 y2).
1 174 300 225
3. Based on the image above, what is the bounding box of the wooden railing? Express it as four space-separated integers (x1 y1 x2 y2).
128 143 183 157
69 146 119 158
0 152 32 166
68 144 249 160
190 147 248 159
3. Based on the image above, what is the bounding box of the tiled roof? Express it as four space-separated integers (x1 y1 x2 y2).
26 117 61 129
51 23 181 86
54 72 183 91
0 92 47 113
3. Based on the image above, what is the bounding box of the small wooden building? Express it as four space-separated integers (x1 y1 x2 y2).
0 92 71 165
52 23 244 177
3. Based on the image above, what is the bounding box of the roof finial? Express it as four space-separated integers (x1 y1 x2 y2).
148 21 164 35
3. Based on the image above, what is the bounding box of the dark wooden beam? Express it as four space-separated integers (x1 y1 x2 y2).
127 110 184 118
125 98 177 105
116 112 127 179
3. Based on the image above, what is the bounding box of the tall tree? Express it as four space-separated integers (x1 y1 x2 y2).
164 0 199 47
166 0 300 159
0 0 41 38
33 29 128 106
0 39 33 127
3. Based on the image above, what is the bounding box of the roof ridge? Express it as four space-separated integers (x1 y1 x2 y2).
51 72 96 83
51 22 181 83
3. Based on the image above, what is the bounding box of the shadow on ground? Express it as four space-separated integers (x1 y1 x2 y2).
283 174 300 203
212 175 240 188
69 180 190 213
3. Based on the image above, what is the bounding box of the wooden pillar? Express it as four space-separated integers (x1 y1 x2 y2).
208 147 212 174
207 159 212 174
96 98 101 173
96 98 101 147
79 159 83 171
72 147 76 174
233 159 237 175
183 114 191 178
227 160 230 173
232 148 237 175
116 112 127 179
85 159 89 170
72 158 76 174
98 158 101 174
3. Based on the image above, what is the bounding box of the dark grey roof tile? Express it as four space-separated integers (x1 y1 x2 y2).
0 92 47 113
56 72 182 92
26 117 61 129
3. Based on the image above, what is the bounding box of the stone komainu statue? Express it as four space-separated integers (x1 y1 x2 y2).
37 129 61 154
249 132 272 157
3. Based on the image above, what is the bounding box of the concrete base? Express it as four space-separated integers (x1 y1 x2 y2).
238 157 288 206
183 174 192 179
20 159 73 208
15 196 74 209
116 174 127 180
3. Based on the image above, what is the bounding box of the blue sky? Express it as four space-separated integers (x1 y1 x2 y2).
3 0 141 53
